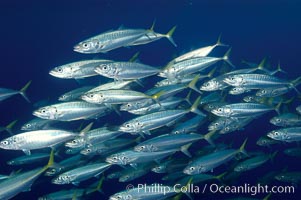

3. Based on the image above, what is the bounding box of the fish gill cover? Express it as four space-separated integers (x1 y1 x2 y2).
0 0 301 200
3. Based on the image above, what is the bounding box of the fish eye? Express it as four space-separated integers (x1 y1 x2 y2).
215 123 219 126
126 104 131 107
71 140 77 144
113 157 118 160
41 109 46 113
57 68 63 73
1 141 9 145
26 124 31 127
230 77 235 80
218 108 222 112
86 149 91 153
83 43 88 47
125 124 130 128
262 90 266 94
102 65 108 70
174 130 180 134
276 119 281 122
89 94 94 98
274 131 279 136
190 166 195 171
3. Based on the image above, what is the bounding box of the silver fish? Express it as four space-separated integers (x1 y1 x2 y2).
183 139 247 175
74 28 150 53
49 60 111 79
21 118 56 131
0 151 53 200
52 162 111 185
58 86 94 101
33 101 112 121
267 127 301 142
173 34 226 62
0 130 76 155
211 103 277 118
94 61 160 81
270 113 301 127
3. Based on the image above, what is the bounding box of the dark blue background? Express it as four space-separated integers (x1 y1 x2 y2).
0 0 301 199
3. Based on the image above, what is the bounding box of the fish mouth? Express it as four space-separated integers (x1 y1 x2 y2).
73 45 81 52
105 157 114 164
266 132 273 138
32 110 40 117
94 67 102 74
49 70 56 76
183 168 190 175
157 72 166 78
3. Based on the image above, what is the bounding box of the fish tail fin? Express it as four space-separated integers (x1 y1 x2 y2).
171 194 184 200
291 76 301 96
270 151 278 163
129 52 140 62
239 138 248 157
151 90 165 106
284 96 294 104
20 80 32 103
180 143 192 157
135 136 142 143
111 104 121 116
214 171 227 182
5 120 18 135
270 62 287 75
222 48 235 68
42 149 55 171
207 67 217 78
204 130 216 146
216 33 228 47
183 177 193 200
188 74 202 94
165 25 177 47
134 79 144 88
263 193 272 200
94 175 105 193
292 75 301 86
189 96 206 116
184 90 192 105
274 101 282 115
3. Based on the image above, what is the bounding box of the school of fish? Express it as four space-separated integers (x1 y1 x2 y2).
0 22 300 200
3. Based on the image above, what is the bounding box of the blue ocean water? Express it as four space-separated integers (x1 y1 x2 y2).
0 0 301 199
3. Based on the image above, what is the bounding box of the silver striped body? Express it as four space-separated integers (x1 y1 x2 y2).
0 130 76 151
95 62 160 80
52 162 111 184
119 109 188 134
49 60 111 79
33 101 111 121
211 103 274 118
74 29 149 53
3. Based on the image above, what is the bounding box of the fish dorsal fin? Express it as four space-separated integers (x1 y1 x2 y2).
80 122 93 136
149 19 156 31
